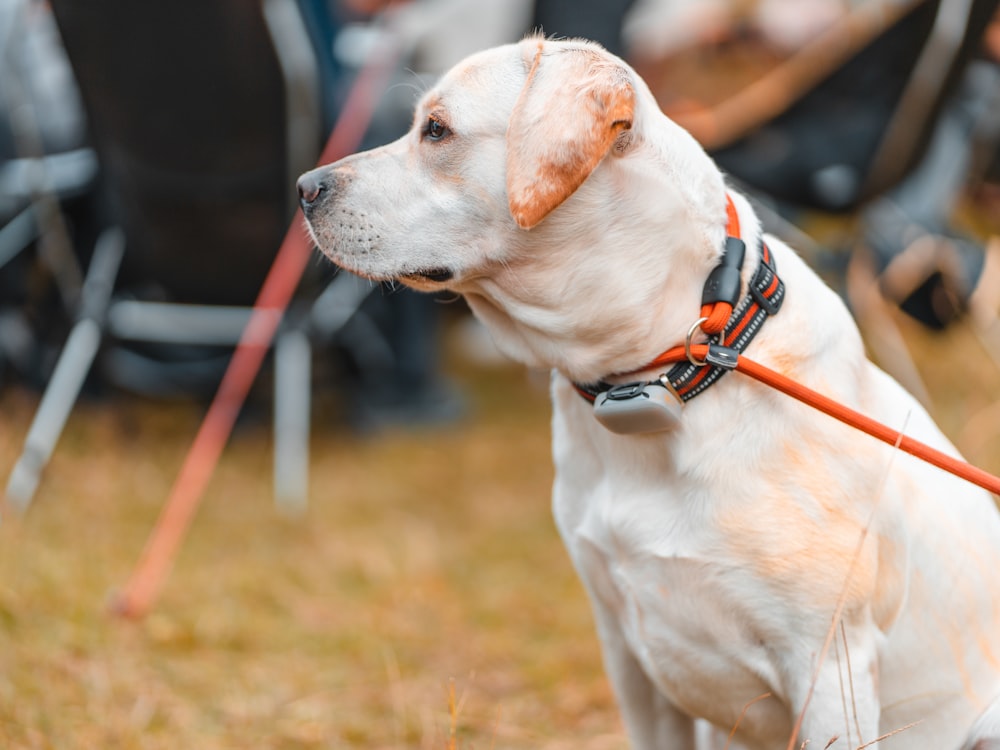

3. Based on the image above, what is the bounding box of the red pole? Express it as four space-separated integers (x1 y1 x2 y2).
112 38 399 619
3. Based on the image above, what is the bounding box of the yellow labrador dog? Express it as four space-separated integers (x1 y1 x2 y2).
298 37 1000 749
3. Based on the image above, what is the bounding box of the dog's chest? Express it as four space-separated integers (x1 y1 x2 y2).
556 471 793 743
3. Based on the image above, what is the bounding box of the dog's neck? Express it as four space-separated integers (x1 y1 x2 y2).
461 178 764 387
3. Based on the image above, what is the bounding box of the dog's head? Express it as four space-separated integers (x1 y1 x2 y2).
298 37 648 282
299 37 727 378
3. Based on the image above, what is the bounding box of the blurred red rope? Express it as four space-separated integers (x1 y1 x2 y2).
112 37 400 619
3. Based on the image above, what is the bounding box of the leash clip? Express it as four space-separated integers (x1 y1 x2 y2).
685 318 739 370
704 343 739 370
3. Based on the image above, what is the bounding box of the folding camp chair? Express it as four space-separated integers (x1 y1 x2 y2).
3 0 379 513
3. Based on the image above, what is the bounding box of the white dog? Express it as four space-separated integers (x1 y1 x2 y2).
298 36 1000 749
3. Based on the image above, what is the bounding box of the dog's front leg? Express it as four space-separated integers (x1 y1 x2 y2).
786 619 880 749
589 601 698 749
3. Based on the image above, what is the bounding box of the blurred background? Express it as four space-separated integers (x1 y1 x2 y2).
1 0 999 747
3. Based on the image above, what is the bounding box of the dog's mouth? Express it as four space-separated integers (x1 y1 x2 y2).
402 267 454 284
318 247 454 286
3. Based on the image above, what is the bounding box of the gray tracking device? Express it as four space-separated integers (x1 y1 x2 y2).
593 381 683 434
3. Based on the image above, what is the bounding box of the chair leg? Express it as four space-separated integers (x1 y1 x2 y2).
5 317 101 510
4 227 124 513
274 327 311 514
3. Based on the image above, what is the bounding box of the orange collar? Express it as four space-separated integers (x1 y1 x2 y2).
574 193 785 408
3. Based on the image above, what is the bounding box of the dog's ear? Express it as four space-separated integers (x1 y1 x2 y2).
506 41 635 230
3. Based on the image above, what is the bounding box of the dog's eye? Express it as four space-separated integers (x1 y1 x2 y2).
424 117 449 141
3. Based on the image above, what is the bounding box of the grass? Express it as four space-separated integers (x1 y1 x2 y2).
1 303 998 749
0 349 621 749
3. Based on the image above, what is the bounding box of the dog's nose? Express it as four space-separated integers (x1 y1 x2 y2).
296 171 326 207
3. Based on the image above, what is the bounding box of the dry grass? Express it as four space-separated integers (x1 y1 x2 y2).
0 351 621 749
1 306 998 749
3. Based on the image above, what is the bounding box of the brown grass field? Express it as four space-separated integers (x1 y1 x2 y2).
1 294 999 748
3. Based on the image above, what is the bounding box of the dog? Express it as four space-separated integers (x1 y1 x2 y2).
298 36 1000 749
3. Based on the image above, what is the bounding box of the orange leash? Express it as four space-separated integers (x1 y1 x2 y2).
666 342 1000 497
640 195 999 496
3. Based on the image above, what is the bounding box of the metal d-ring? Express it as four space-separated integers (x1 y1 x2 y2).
685 316 710 367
